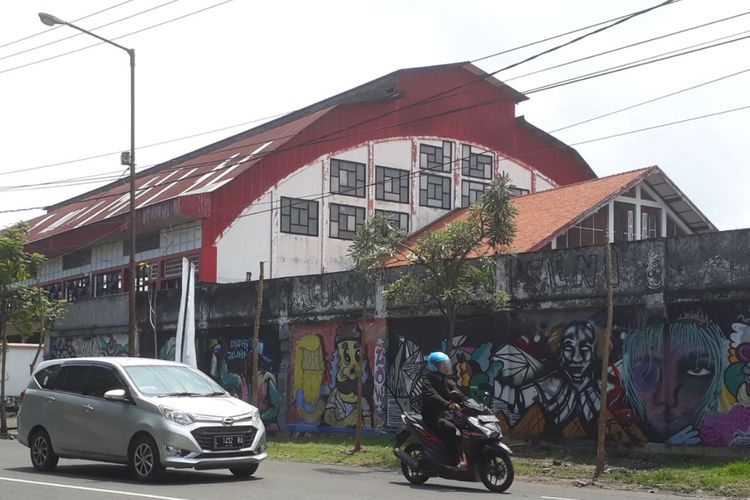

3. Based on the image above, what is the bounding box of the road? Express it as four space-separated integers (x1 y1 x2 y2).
0 439 712 500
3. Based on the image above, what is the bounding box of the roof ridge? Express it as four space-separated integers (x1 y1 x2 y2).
517 165 656 200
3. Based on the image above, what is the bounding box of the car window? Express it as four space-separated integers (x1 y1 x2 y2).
86 366 125 398
34 365 61 389
56 365 92 394
124 365 224 397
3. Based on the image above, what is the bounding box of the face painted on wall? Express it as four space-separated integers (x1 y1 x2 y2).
558 322 595 386
332 322 365 399
624 320 726 438
294 334 325 406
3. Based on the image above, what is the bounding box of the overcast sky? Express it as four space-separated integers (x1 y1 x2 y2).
1 0 748 231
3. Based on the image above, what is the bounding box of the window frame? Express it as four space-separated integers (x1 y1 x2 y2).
461 180 490 208
329 203 366 240
374 209 409 232
419 173 452 210
419 141 452 173
461 144 493 180
330 158 366 198
375 165 410 204
280 197 319 237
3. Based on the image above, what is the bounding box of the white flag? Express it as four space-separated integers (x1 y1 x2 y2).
174 257 197 368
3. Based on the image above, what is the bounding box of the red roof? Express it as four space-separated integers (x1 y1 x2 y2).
25 108 333 244
387 167 655 266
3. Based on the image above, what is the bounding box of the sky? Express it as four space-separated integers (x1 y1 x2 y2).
1 0 748 231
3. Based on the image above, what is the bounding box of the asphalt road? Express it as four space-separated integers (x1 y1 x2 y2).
0 439 711 500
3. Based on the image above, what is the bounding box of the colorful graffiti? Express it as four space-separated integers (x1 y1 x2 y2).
49 334 128 359
289 319 386 431
206 330 281 429
387 307 750 447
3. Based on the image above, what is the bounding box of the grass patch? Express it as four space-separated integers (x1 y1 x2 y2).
268 434 750 497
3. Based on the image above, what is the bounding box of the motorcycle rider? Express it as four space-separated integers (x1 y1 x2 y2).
421 352 468 470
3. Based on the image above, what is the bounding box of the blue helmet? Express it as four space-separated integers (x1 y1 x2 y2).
426 352 450 372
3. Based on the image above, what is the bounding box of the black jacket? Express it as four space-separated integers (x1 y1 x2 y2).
421 372 464 420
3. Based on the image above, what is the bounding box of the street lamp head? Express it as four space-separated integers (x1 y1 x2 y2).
38 12 66 26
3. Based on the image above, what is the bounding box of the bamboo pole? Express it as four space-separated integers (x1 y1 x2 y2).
595 242 614 478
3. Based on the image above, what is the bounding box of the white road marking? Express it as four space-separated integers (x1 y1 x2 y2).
0 476 193 500
541 496 582 500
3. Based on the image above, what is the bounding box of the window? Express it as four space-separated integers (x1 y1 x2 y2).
510 186 530 197
375 166 410 203
86 366 125 398
95 270 123 297
419 142 452 173
57 365 91 394
136 264 153 292
123 232 160 256
419 173 451 210
64 277 90 302
34 365 61 389
375 209 409 232
62 248 91 270
330 159 366 197
162 258 198 290
330 203 365 240
461 145 493 179
280 197 319 236
461 180 489 208
163 259 182 278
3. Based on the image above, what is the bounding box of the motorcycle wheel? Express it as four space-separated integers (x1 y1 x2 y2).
479 449 514 493
400 443 429 485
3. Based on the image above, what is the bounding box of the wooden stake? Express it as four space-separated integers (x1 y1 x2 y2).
251 262 264 408
595 242 614 478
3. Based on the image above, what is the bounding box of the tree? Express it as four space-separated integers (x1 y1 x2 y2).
11 286 67 374
0 223 63 439
353 173 518 355
348 214 408 450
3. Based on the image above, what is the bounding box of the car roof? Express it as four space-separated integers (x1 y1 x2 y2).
34 357 187 372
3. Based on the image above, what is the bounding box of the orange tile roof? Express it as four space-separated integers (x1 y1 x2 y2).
387 166 655 266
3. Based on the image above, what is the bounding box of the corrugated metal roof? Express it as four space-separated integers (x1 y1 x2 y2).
25 108 333 243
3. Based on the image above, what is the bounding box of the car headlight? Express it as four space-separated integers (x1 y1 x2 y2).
159 406 194 426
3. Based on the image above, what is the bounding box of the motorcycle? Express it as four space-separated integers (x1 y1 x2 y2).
393 394 514 493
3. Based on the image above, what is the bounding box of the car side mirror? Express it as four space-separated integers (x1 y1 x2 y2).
104 389 130 402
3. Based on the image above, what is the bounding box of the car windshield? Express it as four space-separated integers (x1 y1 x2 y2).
124 365 226 397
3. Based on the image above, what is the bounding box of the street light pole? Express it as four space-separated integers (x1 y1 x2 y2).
39 13 139 357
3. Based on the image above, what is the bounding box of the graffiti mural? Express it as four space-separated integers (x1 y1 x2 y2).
388 305 750 447
289 319 386 431
49 334 128 359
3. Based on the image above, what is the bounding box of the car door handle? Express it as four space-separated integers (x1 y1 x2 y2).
46 395 56 404
83 404 94 412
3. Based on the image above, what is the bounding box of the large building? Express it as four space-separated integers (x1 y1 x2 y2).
24 62 712 298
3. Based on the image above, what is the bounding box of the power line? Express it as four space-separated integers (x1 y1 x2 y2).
0 0 134 51
0 0 182 64
0 0 238 76
470 1 683 63
4 28 749 202
0 0 680 179
549 64 750 133
4 96 749 217
505 8 750 82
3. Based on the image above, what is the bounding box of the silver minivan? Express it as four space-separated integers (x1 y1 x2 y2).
17 357 267 481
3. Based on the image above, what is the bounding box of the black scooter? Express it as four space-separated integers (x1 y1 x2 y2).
393 394 514 493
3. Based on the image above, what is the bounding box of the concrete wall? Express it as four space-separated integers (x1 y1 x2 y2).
48 229 750 446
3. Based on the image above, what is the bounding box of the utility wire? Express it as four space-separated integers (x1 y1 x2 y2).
470 0 682 63
0 0 237 75
505 8 750 82
0 0 182 63
0 0 133 51
0 0 684 178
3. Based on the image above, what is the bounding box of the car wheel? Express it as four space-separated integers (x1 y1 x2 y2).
129 435 164 482
229 463 259 478
30 430 59 471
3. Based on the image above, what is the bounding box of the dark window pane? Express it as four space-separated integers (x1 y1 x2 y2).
86 367 125 398
330 159 366 198
34 365 61 389
57 366 91 394
375 165 410 203
419 143 451 173
375 209 409 231
461 180 489 208
62 248 91 270
461 144 493 180
280 197 319 236
419 173 451 210
330 203 366 240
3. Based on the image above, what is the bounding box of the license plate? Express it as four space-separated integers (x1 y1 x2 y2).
214 435 244 449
